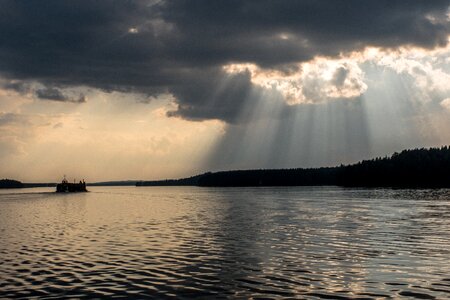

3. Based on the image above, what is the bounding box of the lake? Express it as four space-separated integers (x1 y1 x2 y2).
0 186 449 299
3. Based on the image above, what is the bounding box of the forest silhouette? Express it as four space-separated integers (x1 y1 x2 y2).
137 146 450 188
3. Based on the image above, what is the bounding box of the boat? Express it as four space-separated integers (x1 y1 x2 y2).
56 176 88 193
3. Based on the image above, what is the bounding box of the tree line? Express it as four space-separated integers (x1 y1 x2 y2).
138 146 450 188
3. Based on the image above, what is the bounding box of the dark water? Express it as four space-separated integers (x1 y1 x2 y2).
0 186 449 299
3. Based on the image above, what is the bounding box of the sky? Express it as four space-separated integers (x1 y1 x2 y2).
1 0 450 182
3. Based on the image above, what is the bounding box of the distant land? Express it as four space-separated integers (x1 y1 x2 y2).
88 180 138 187
0 179 55 189
137 146 450 188
2 146 449 189
0 180 137 189
0 179 24 189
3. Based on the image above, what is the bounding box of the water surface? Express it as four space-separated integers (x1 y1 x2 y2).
0 186 449 299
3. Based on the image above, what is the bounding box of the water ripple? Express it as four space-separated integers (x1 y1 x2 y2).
0 186 449 299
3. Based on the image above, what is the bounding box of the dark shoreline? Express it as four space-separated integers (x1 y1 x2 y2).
138 146 450 188
2 146 450 189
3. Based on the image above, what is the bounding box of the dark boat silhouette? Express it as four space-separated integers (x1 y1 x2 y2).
56 176 87 193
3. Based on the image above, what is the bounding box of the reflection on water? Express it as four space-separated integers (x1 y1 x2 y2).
0 186 449 299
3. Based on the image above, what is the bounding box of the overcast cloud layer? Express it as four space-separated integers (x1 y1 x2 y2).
1 0 450 122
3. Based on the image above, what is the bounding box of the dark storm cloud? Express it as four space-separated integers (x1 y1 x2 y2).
0 0 449 122
35 88 66 101
2 81 31 94
167 69 265 123
35 87 86 103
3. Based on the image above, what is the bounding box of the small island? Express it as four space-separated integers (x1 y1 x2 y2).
0 179 24 189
